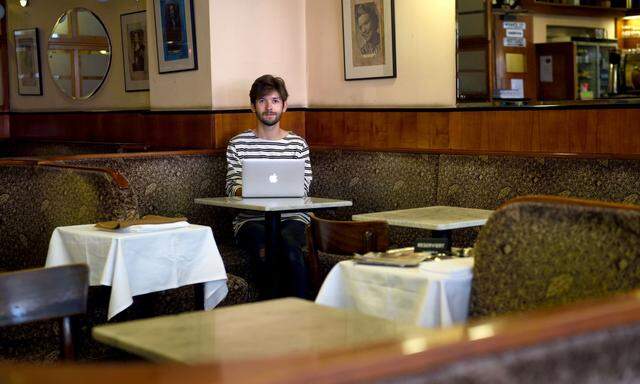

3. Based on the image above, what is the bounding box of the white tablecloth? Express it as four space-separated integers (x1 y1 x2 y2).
46 224 228 319
315 258 474 328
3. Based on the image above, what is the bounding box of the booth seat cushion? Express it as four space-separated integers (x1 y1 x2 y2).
0 165 139 271
470 196 640 318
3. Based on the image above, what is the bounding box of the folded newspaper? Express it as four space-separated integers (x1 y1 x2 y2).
353 247 431 267
95 215 188 230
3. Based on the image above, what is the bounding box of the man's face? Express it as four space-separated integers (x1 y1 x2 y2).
251 90 287 127
358 13 373 42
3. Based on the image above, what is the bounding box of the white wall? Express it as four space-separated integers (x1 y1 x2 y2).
533 14 616 43
8 0 148 111
147 0 213 109
209 0 307 109
10 1 613 112
306 0 456 107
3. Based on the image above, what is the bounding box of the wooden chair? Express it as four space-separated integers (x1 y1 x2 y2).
306 213 389 295
470 195 640 318
0 264 89 360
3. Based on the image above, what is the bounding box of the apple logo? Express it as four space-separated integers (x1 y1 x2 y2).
268 173 279 183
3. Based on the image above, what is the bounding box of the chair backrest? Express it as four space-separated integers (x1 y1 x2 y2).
0 264 89 360
470 195 640 318
306 213 389 292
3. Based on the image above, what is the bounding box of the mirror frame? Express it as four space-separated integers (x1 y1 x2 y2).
47 7 112 100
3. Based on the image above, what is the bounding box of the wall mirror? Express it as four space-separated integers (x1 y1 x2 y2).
47 8 111 100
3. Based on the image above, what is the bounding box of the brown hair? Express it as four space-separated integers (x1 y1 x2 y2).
249 75 289 105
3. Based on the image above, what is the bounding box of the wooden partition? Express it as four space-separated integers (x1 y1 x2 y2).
5 106 640 156
306 107 640 156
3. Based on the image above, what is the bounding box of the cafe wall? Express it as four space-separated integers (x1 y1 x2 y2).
208 0 308 109
147 0 214 110
306 0 456 107
7 0 149 112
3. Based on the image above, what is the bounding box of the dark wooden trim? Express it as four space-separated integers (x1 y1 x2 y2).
6 102 640 114
520 0 627 17
500 194 640 213
0 0 9 112
37 162 130 189
0 158 41 166
45 149 221 161
309 145 640 160
6 105 640 157
6 107 306 115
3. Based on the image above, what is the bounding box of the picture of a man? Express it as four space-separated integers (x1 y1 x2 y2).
164 2 183 53
352 0 385 67
129 29 146 75
225 75 312 299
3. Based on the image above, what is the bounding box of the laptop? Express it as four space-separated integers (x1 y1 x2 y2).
242 159 306 198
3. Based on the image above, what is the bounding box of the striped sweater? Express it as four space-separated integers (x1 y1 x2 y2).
225 130 313 234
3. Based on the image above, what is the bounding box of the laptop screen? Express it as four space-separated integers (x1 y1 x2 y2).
242 159 305 198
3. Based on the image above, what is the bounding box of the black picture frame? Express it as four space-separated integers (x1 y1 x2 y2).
341 0 397 81
14 28 43 96
153 0 198 74
121 11 150 92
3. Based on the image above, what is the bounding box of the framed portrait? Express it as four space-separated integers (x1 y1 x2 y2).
153 0 198 73
121 11 149 91
341 0 396 81
14 28 43 95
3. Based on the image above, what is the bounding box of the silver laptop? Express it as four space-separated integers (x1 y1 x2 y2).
242 159 305 198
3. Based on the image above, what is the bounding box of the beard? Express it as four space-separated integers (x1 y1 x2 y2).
256 111 282 127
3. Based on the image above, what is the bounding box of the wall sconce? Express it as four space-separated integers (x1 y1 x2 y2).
19 0 29 7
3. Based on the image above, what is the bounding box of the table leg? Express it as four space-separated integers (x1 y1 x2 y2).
264 211 282 299
194 282 205 310
431 229 452 255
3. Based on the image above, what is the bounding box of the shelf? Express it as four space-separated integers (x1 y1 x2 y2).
521 0 628 16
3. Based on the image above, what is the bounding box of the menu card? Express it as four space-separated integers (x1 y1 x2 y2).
353 247 431 267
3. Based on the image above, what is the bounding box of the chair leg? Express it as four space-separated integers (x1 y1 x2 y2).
61 316 75 360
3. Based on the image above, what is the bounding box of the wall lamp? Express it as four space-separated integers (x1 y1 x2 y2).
19 0 29 7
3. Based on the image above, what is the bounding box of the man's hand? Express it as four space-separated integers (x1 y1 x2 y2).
235 187 243 197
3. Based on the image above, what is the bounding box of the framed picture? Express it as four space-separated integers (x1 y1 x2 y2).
121 11 149 91
153 0 198 73
14 28 43 95
341 0 396 81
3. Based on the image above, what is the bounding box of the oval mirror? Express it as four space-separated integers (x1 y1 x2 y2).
47 8 111 99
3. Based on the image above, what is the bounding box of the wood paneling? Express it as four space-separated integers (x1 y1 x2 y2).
213 111 305 149
305 107 640 156
0 114 8 139
6 107 640 157
144 113 215 149
9 112 215 149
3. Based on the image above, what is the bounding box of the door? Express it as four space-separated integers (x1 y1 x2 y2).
493 14 536 100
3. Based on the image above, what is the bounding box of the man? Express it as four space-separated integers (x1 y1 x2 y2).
355 2 381 57
225 75 312 299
